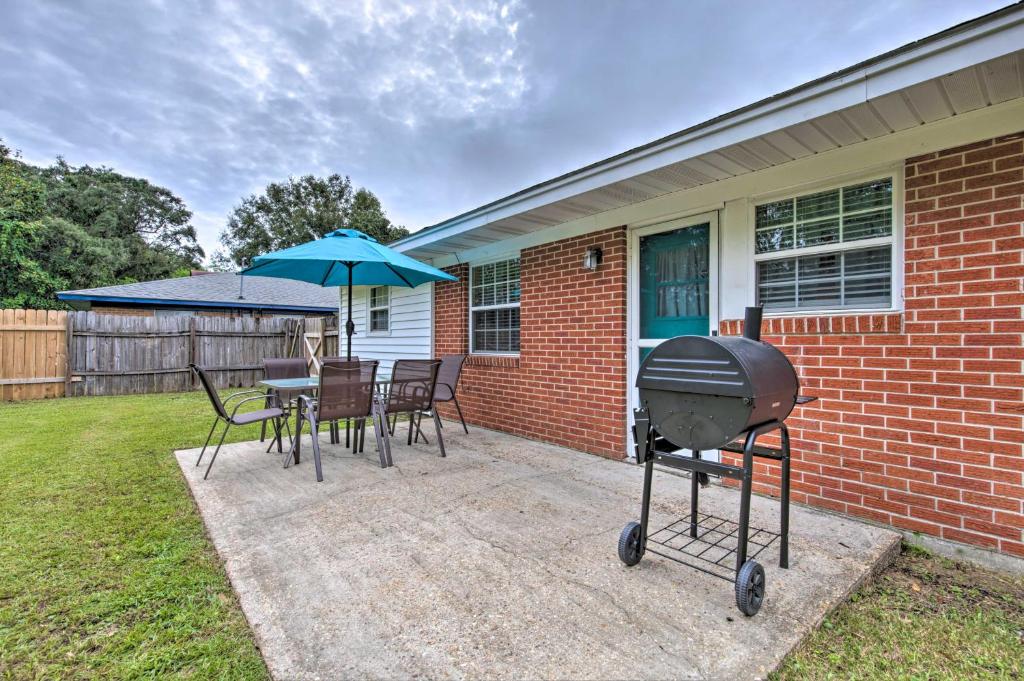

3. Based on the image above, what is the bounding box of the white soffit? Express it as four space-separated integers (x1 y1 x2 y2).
398 7 1024 260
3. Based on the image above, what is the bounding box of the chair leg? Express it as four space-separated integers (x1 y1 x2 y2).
271 417 284 453
196 417 221 467
203 422 232 479
414 412 429 445
284 406 303 468
372 408 388 467
359 418 367 453
259 420 267 443
374 403 393 467
307 410 324 482
433 410 446 458
407 413 414 445
453 396 469 434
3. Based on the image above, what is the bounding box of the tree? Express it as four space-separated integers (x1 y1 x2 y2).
0 145 62 308
39 160 204 281
218 174 408 268
0 137 204 308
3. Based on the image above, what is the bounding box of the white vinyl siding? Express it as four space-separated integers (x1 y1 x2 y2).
344 283 433 373
754 177 895 312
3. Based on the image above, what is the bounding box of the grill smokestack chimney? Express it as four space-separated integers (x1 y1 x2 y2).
743 306 763 342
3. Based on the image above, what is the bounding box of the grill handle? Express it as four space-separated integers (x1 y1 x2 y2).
743 306 764 342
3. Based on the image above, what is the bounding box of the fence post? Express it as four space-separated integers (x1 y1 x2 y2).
189 316 196 387
64 312 74 397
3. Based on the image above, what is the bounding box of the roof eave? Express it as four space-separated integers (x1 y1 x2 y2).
56 293 337 313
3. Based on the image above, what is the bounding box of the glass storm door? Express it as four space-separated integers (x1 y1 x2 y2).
627 213 717 458
638 222 711 360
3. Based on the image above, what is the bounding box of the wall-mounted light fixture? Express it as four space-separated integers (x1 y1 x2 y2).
583 246 603 271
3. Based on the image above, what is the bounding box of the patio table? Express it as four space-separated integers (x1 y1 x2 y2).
258 373 392 465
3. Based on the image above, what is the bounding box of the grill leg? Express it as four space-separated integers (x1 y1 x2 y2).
779 424 791 569
690 449 701 538
735 430 757 573
638 457 655 551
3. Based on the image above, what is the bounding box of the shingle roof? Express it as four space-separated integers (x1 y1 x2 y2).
58 273 339 312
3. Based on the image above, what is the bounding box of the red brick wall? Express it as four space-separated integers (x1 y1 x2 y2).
720 132 1024 557
433 227 628 458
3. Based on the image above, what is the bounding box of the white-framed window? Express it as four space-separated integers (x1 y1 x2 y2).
368 286 390 333
754 176 895 312
470 256 521 354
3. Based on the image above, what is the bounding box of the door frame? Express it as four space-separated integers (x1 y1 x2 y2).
625 210 720 456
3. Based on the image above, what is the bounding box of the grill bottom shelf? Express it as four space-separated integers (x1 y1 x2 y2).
645 513 781 582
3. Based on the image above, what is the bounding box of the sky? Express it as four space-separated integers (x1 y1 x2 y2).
0 0 1010 261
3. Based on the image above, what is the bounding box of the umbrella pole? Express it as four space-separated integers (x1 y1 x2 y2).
345 262 354 448
346 262 354 361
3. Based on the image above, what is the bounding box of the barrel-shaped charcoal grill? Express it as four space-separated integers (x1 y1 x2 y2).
637 333 798 452
619 307 814 617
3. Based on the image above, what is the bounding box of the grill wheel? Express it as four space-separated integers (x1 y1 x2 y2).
617 521 644 566
735 560 765 616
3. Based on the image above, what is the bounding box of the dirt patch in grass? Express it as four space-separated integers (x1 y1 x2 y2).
775 543 1024 679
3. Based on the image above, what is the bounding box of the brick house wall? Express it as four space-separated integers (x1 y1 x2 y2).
432 226 628 458
721 132 1024 556
432 133 1023 556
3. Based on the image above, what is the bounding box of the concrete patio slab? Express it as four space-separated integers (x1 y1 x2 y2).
176 425 899 680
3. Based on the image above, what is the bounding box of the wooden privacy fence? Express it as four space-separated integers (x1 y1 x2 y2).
0 309 69 401
0 309 332 400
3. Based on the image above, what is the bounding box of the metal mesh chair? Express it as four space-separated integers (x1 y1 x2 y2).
191 363 290 480
321 356 359 445
260 357 308 450
433 354 468 434
381 359 445 458
288 361 389 480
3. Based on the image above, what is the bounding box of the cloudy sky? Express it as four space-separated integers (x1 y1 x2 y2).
1 0 1008 261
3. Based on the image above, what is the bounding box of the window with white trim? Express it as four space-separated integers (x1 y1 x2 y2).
470 257 520 354
368 286 389 332
754 177 894 312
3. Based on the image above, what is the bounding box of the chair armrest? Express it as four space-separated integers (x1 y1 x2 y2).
230 394 280 419
223 389 266 406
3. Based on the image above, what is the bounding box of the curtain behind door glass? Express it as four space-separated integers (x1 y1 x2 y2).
655 242 708 318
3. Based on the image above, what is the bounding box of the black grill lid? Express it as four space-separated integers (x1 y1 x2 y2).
636 335 797 401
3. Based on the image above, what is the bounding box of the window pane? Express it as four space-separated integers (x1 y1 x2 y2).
796 218 839 248
369 286 388 309
796 189 839 221
798 252 841 280
755 226 793 254
843 178 892 212
843 209 892 242
757 258 796 311
471 307 520 353
370 309 388 332
757 247 891 311
755 199 793 228
844 247 892 307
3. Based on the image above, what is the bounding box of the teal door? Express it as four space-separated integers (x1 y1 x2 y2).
639 222 711 344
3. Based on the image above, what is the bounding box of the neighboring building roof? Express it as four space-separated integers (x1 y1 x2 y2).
394 2 1024 261
58 273 339 312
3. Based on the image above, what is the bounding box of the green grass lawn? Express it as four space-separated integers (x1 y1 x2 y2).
0 391 269 680
2 393 1022 679
775 543 1024 680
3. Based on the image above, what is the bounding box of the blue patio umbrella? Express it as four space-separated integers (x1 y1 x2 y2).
242 228 457 359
